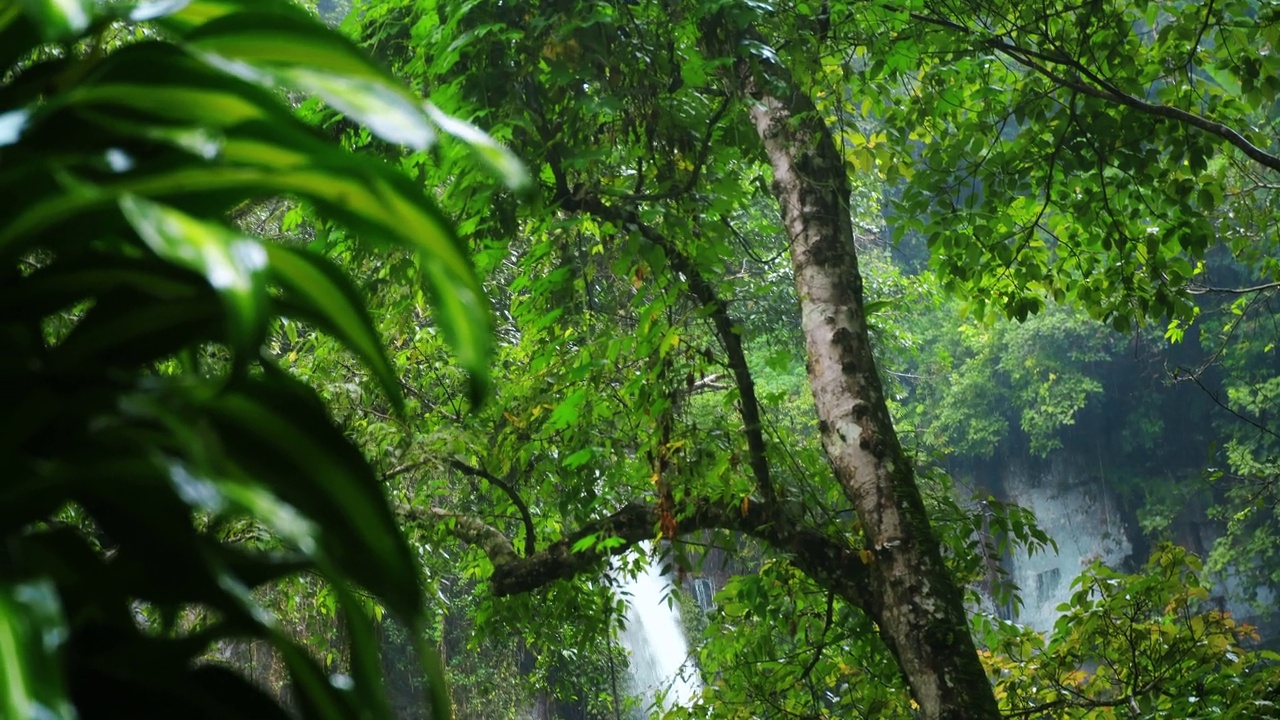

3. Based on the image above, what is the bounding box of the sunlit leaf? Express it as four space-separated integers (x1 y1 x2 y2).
120 195 269 354
53 42 288 127
19 0 92 42
0 580 75 720
186 12 435 149
424 102 530 192
145 0 307 30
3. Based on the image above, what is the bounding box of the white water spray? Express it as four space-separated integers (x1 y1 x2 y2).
615 547 702 718
999 463 1131 632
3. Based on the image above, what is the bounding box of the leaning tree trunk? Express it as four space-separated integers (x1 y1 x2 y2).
746 85 1002 720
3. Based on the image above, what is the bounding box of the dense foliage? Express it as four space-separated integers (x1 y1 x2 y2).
0 1 517 718
5 0 1280 718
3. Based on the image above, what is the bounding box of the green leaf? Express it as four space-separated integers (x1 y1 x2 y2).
203 377 422 618
53 42 291 127
151 0 314 33
0 254 203 320
550 388 587 430
274 638 362 720
266 244 403 411
424 102 531 192
2 2 496 718
571 533 599 553
863 299 892 316
0 580 75 720
335 584 392 720
562 447 594 469
19 0 92 42
120 195 269 354
4 169 491 395
0 6 39 71
413 247 491 403
47 291 221 372
186 12 436 150
165 459 321 557
5 529 122 620
2 43 490 393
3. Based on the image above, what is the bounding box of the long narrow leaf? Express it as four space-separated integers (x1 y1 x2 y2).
424 102 530 192
411 617 454 720
0 581 76 720
273 639 360 720
335 584 392 720
56 42 292 127
149 0 310 32
18 0 91 42
120 195 269 355
0 10 43 90
47 292 220 372
2 141 491 390
185 12 434 150
204 377 422 618
266 243 403 410
0 255 202 320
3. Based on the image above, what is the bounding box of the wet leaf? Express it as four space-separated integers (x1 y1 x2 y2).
424 102 530 192
203 377 422 618
19 0 92 42
120 195 269 354
187 12 435 149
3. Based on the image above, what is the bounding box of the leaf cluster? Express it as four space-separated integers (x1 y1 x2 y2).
1 1 513 718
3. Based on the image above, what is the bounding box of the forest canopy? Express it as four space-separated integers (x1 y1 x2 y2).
3 0 1280 719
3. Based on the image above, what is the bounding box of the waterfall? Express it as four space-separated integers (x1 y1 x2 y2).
978 457 1278 641
999 460 1132 631
615 547 702 718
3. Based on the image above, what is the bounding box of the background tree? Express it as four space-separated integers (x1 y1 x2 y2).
12 0 1274 718
335 0 1280 718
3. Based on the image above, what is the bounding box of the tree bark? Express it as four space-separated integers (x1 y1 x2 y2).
403 499 873 609
745 82 1001 719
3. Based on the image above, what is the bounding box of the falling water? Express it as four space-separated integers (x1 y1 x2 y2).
999 462 1131 631
615 547 702 718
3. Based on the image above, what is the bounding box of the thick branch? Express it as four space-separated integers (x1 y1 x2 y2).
1187 280 1280 295
555 191 778 506
449 459 537 556
494 500 871 606
688 372 730 393
396 504 519 568
412 497 874 613
998 43 1280 173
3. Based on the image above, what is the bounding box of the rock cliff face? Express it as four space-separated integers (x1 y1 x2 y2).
964 454 1276 639
975 457 1133 631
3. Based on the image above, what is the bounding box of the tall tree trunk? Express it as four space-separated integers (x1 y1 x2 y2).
747 85 1002 719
